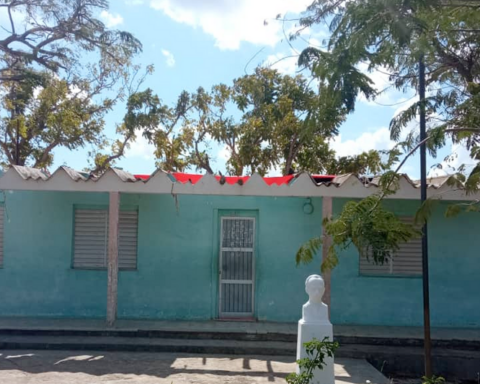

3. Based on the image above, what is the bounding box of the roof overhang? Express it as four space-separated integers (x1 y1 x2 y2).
0 165 477 201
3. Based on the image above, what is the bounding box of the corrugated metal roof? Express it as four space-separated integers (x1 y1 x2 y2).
0 165 473 201
54 166 91 181
12 165 49 181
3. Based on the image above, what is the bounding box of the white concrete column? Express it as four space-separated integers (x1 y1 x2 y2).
107 191 120 327
296 275 335 384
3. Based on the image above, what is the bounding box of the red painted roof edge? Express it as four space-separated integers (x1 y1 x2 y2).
133 172 330 186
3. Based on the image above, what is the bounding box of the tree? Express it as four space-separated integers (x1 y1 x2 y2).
92 86 213 174
133 68 347 176
0 72 108 168
295 0 480 270
232 67 345 175
0 0 141 83
88 67 387 177
0 0 145 169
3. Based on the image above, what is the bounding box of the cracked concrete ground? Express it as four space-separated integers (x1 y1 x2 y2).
0 350 388 384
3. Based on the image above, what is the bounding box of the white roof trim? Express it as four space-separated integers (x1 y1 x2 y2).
0 165 477 201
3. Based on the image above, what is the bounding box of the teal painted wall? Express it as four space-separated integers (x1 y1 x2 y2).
0 191 321 321
1 190 478 327
330 198 480 328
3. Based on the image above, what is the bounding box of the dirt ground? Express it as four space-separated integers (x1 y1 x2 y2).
0 350 388 384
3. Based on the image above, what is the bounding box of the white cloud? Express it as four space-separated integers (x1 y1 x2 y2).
149 0 312 50
266 164 283 177
33 83 89 102
265 52 298 75
429 143 476 177
126 135 156 160
308 37 322 48
100 11 124 28
357 63 412 107
329 127 396 158
33 86 43 99
217 145 231 161
161 49 176 67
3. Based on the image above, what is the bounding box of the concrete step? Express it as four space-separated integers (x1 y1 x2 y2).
1 318 478 350
0 333 431 360
0 328 297 342
2 333 478 359
0 334 297 356
336 335 480 351
1 327 478 351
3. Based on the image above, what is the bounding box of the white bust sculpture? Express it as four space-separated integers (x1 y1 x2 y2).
301 274 329 323
297 274 334 384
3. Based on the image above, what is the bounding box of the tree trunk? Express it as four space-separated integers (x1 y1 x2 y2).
283 133 299 175
15 118 19 165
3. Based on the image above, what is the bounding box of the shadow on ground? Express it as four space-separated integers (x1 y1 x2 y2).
0 350 295 382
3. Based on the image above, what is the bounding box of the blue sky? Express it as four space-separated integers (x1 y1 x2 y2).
41 0 470 178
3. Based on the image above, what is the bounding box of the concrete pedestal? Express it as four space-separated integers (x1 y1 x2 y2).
296 319 334 384
296 274 335 384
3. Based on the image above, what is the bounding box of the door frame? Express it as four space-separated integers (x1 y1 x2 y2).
217 212 257 319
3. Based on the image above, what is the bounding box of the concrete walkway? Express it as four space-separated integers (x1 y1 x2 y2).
0 350 388 384
0 317 478 342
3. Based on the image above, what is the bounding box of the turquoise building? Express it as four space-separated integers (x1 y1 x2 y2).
0 166 478 328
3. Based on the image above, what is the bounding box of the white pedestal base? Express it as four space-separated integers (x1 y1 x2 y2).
296 319 335 384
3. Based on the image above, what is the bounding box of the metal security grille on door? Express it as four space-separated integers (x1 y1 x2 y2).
219 217 255 318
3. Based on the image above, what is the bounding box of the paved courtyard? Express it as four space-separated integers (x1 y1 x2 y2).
0 350 388 384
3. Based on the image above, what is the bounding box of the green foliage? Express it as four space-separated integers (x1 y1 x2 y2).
0 74 108 167
422 375 445 384
137 67 349 176
297 194 422 272
92 87 162 173
444 205 462 218
298 0 480 192
296 237 322 266
325 150 385 175
415 198 439 226
294 0 480 272
0 0 145 169
142 67 394 176
298 47 376 113
228 67 345 175
330 196 420 265
286 338 339 384
0 0 142 83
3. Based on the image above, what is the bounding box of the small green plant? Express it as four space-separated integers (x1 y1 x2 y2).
422 376 445 384
286 338 339 384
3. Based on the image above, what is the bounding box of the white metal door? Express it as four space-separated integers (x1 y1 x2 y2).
219 217 255 318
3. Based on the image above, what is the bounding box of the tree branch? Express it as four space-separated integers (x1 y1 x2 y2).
33 139 61 168
0 138 15 165
368 136 431 215
91 131 135 175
